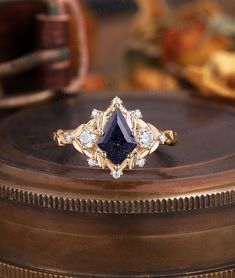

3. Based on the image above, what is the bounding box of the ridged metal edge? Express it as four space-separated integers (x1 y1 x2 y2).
0 261 235 278
1 185 235 214
0 262 72 278
188 270 235 278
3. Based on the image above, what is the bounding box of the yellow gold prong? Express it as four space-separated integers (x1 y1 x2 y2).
102 152 107 158
73 141 84 154
163 130 177 145
54 130 74 146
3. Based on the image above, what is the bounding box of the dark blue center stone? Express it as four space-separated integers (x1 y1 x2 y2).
97 109 137 165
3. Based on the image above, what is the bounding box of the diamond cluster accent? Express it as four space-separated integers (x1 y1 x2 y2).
137 129 154 148
79 127 96 148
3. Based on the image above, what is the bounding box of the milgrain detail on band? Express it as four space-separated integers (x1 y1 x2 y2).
0 262 235 278
0 185 235 214
188 270 235 278
0 262 72 278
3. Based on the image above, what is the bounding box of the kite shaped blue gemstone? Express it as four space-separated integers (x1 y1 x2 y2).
98 109 137 165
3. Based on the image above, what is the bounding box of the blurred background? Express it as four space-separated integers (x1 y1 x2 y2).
89 0 235 86
0 0 235 109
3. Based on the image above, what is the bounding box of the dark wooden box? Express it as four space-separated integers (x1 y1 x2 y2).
1 93 235 277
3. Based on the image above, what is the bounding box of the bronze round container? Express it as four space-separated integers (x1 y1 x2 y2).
0 93 235 277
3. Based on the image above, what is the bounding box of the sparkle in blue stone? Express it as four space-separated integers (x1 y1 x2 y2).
98 109 137 165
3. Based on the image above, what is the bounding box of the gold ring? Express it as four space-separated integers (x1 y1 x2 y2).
53 97 177 179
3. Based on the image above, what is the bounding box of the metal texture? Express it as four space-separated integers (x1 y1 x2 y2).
1 93 235 277
1 261 235 278
0 186 234 214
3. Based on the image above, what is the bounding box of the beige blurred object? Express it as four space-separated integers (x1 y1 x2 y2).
134 0 168 41
80 73 107 92
161 0 232 67
184 51 235 99
174 0 222 21
132 66 179 92
177 36 232 66
136 0 168 19
132 0 233 68
208 51 235 78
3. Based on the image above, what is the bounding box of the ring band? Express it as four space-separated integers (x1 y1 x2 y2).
54 97 177 179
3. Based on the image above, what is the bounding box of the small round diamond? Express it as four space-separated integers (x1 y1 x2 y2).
134 109 142 118
159 134 167 144
91 109 100 119
64 134 73 143
79 128 96 148
112 170 121 179
136 158 146 167
87 158 97 167
112 96 122 105
137 129 154 148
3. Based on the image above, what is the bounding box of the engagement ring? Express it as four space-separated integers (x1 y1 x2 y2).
54 97 177 179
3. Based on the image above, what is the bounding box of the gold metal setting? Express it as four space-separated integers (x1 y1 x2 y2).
54 97 177 179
